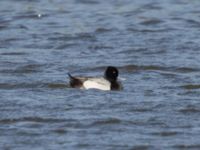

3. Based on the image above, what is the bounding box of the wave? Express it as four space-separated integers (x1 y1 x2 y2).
0 82 68 90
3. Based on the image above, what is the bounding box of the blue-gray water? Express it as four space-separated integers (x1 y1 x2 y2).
1 0 200 149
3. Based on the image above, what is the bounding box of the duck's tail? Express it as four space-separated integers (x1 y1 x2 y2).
68 73 82 88
69 73 82 80
68 73 74 80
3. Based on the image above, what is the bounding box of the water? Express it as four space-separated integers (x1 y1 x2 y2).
1 0 200 149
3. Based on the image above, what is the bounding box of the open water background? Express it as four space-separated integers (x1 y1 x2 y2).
1 0 200 149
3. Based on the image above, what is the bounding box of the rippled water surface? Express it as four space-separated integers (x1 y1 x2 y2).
1 0 200 149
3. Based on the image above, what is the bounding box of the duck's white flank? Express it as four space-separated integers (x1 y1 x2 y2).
83 78 111 91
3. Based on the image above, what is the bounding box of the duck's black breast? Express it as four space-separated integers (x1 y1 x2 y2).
110 81 122 90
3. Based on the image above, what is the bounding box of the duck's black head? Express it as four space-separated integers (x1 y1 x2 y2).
104 66 119 82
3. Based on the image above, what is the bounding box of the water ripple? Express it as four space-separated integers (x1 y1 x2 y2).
0 117 68 124
48 32 96 42
118 64 200 73
75 0 100 5
13 11 48 20
173 144 200 149
127 28 174 33
179 105 200 114
0 64 43 74
0 52 27 56
181 84 200 90
95 27 116 33
139 18 164 26
151 131 179 137
0 82 68 90
91 118 121 126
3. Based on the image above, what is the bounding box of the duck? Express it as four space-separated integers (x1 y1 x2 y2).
68 66 122 91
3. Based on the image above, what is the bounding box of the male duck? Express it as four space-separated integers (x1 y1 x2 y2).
68 66 122 91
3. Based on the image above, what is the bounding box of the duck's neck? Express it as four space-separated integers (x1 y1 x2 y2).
105 75 117 82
